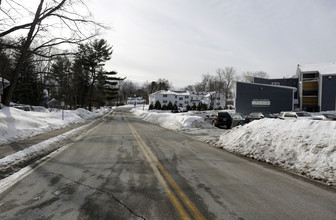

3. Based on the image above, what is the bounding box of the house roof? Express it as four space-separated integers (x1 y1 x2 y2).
151 90 190 96
0 77 10 89
237 81 297 92
297 63 336 75
0 77 10 84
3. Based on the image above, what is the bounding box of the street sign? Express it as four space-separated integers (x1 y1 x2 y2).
252 99 271 107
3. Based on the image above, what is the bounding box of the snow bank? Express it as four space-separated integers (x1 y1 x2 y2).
0 123 91 167
131 108 214 131
131 108 336 186
216 119 336 185
0 107 110 146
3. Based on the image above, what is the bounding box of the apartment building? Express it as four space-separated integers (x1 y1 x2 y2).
149 90 226 109
297 63 336 112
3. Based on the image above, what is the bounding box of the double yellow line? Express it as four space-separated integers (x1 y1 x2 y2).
124 116 205 220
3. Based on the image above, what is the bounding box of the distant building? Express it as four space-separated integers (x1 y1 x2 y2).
297 63 336 112
236 81 297 114
236 62 336 113
127 96 146 105
0 77 10 104
148 90 226 109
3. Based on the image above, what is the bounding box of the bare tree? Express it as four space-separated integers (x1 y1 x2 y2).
119 80 139 103
0 0 104 106
194 73 216 92
216 67 237 100
241 71 269 82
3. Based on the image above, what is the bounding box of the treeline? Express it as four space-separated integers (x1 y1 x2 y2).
0 1 124 110
149 100 220 111
185 67 269 100
1 38 123 110
118 78 172 104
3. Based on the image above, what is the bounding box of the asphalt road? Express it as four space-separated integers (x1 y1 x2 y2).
0 108 335 219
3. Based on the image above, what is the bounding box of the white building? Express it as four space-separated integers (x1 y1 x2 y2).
149 90 226 109
0 77 10 104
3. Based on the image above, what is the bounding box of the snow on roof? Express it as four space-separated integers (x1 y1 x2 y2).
298 62 336 75
0 77 9 83
0 77 10 88
152 90 190 96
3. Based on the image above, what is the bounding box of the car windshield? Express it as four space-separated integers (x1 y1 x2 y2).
232 114 243 119
296 112 312 117
262 113 276 117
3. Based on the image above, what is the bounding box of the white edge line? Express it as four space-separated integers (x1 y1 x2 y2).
0 120 102 195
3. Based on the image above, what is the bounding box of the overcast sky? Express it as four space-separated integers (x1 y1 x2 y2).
88 0 336 88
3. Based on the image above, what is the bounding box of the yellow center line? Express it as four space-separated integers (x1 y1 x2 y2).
124 115 205 220
126 119 191 220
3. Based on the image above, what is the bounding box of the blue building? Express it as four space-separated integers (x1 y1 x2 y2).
236 62 336 114
236 81 296 114
297 63 336 112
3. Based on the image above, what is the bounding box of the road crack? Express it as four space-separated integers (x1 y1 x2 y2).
44 172 147 220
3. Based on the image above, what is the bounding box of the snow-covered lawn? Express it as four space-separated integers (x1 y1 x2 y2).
132 107 336 186
0 106 110 146
131 108 214 131
0 106 111 171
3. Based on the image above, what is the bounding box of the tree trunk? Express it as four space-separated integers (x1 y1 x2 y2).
4 0 44 106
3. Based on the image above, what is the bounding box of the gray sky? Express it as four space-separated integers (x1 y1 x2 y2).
88 0 336 88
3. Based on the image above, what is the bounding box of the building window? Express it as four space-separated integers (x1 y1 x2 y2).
163 94 167 97
271 82 280 85
175 95 177 98
179 97 183 100
185 101 189 104
217 97 220 100
163 100 167 103
217 103 220 105
185 96 189 99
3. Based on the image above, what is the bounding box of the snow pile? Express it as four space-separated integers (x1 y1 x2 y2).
131 108 214 131
131 108 336 186
0 107 109 146
74 108 99 119
216 119 336 185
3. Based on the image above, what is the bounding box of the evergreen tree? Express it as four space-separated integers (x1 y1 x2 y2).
167 101 173 110
77 39 112 111
12 51 44 105
197 102 202 111
192 103 197 110
71 58 90 108
202 103 208 111
173 104 178 112
186 104 191 111
95 70 124 106
154 100 161 110
48 56 72 107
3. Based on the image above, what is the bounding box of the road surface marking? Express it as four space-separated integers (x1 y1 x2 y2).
124 116 205 220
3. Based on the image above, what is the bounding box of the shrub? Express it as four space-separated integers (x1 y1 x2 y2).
154 100 161 110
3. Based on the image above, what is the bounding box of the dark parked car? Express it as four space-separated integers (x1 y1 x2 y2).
242 114 255 123
249 112 278 119
214 112 245 128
